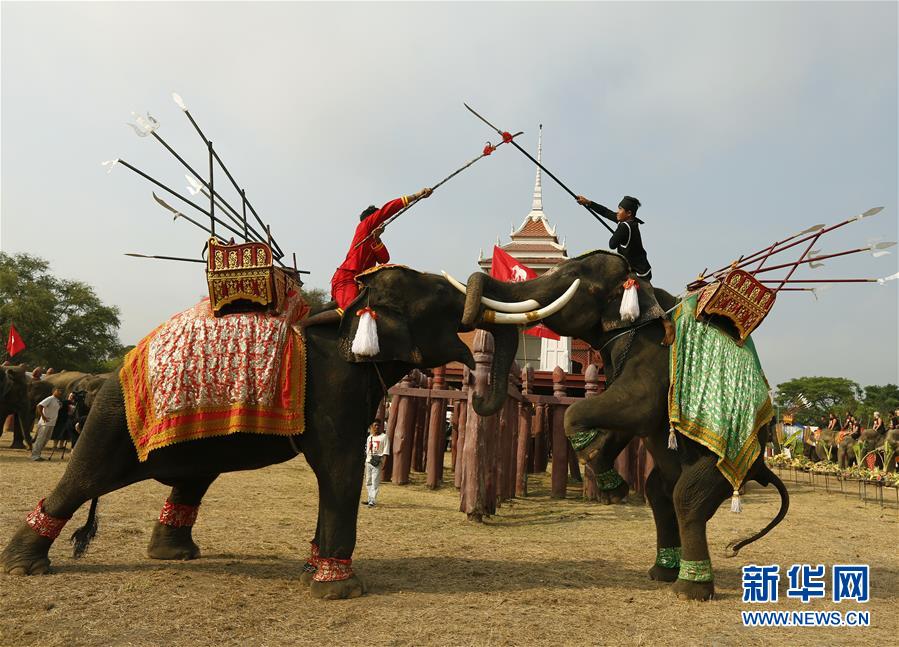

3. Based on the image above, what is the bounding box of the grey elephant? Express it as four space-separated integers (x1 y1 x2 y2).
448 250 789 601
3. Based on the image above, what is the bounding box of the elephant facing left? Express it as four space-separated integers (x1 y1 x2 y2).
0 266 520 600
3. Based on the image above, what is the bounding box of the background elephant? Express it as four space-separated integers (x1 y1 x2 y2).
813 428 856 467
457 250 789 601
1 266 516 600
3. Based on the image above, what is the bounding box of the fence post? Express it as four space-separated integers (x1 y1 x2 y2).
460 330 497 521
516 364 534 497
391 371 416 484
426 366 447 489
412 372 428 473
454 367 470 489
532 403 549 473
551 366 569 499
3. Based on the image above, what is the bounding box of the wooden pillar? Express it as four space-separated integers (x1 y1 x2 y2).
391 372 416 485
460 330 497 521
551 366 568 499
426 367 447 489
454 367 470 489
450 398 461 472
515 365 533 497
532 403 548 473
412 372 427 473
582 364 602 501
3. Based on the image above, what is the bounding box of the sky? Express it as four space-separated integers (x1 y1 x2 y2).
1 1 897 389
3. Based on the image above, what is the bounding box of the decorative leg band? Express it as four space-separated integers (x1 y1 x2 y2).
569 430 600 453
312 556 354 582
678 559 714 583
595 468 626 491
655 546 682 569
25 499 71 540
303 542 320 574
158 499 199 528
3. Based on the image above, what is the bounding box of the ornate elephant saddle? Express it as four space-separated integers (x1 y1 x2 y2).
691 269 775 343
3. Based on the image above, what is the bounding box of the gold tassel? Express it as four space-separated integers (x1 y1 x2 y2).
730 489 743 513
668 427 678 450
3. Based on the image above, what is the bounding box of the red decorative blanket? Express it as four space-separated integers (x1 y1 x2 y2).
120 296 307 461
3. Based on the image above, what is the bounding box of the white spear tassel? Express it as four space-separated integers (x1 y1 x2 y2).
668 427 678 450
172 92 188 111
101 159 120 174
730 489 743 513
619 278 640 323
877 272 899 285
185 175 203 196
351 307 380 357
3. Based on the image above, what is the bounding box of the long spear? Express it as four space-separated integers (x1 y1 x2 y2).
125 253 206 264
463 103 616 235
171 93 284 258
752 242 896 275
759 275 899 285
351 132 524 251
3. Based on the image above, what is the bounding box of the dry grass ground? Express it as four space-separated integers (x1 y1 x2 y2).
0 446 896 647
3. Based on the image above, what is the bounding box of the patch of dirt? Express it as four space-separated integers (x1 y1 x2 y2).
0 447 895 646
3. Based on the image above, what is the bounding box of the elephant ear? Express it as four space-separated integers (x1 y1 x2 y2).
337 296 424 365
600 275 667 332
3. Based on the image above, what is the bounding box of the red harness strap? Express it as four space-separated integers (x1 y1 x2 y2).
158 499 200 527
25 498 71 540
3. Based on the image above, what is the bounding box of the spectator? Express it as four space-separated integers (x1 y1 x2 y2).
31 387 63 461
870 412 885 435
890 408 899 430
50 392 75 450
363 423 390 508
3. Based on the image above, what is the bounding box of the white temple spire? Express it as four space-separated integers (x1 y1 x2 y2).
530 124 543 215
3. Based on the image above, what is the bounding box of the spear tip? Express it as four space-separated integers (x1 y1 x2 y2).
172 92 188 112
859 206 884 220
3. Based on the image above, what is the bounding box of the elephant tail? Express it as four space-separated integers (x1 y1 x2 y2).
724 463 789 558
70 497 100 558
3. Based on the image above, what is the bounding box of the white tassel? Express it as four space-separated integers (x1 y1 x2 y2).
619 279 640 323
351 308 380 357
668 427 678 450
730 489 743 513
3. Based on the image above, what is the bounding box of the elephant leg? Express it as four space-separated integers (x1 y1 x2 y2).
645 468 680 582
670 455 731 601
2 377 139 575
147 475 218 560
582 430 632 504
301 431 366 600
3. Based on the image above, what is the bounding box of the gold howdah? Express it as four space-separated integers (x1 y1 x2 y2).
694 269 775 342
206 238 300 316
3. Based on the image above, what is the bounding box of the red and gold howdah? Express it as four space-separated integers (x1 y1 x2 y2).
206 238 300 316
694 269 775 343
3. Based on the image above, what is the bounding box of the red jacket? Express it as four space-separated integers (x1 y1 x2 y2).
330 196 409 307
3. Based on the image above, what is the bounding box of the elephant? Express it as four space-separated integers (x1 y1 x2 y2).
0 266 535 599
450 249 789 601
0 368 109 449
813 428 856 467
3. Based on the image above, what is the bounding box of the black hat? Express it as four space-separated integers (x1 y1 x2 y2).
359 205 378 222
619 196 641 214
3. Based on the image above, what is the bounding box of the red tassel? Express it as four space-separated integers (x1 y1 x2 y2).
622 278 638 290
355 306 378 320
502 131 513 143
483 143 495 156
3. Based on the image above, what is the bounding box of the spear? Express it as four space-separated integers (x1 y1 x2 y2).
463 103 616 234
352 132 525 251
171 93 284 258
125 253 206 264
752 242 896 275
705 207 883 281
758 275 899 284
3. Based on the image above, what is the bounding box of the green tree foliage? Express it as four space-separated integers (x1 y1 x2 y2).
300 286 329 311
0 253 121 372
774 376 863 425
857 384 899 424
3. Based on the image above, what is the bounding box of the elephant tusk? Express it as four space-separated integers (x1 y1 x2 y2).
481 279 580 324
441 271 540 313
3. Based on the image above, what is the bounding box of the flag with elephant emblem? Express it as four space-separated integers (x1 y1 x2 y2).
120 295 307 461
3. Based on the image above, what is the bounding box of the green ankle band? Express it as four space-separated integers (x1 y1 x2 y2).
570 430 599 452
678 559 713 583
595 468 625 491
655 547 682 569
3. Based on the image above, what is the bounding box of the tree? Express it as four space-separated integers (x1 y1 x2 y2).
774 376 863 426
858 384 899 425
0 253 121 373
300 286 329 311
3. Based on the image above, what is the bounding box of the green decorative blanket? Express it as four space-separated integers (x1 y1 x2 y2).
668 295 773 489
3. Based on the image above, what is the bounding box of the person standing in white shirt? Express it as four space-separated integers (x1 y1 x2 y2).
364 424 390 507
31 388 63 461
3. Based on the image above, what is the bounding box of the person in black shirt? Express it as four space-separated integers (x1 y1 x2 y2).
576 194 652 280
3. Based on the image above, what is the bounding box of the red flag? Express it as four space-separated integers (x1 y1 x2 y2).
6 324 26 358
489 246 560 340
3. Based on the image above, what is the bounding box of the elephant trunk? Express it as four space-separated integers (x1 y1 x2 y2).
461 272 488 328
471 325 519 417
724 463 790 558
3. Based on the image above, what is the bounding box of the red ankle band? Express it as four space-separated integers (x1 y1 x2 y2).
25 498 71 540
158 499 199 527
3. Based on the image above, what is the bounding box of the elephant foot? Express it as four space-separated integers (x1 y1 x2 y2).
299 569 315 586
648 564 679 582
147 522 200 560
1 525 54 575
672 578 715 601
599 481 630 504
309 574 366 600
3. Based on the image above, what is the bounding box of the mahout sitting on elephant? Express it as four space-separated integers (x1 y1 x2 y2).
450 249 789 601
0 266 542 600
